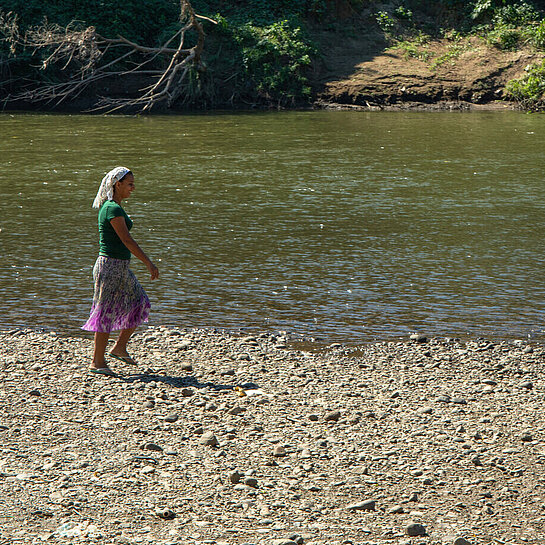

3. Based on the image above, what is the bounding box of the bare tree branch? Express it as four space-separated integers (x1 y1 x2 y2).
0 0 216 113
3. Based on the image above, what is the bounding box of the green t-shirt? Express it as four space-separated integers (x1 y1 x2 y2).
98 200 133 260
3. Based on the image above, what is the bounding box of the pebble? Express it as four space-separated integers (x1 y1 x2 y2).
228 406 246 415
409 333 427 343
273 446 287 457
143 443 163 452
453 538 472 545
406 523 426 536
155 508 176 520
229 470 242 484
200 432 219 447
346 500 376 511
324 410 341 422
164 413 179 423
244 477 258 488
181 362 193 372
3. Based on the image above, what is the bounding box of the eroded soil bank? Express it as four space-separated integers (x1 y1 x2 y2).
313 34 543 110
1 326 544 544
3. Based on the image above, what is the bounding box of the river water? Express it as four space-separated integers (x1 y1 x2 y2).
1 110 544 344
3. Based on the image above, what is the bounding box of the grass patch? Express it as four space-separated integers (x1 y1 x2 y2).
430 34 471 70
389 32 433 62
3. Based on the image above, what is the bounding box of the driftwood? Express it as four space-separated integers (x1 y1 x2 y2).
0 0 215 112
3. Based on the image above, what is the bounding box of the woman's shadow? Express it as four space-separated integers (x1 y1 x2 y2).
110 369 259 392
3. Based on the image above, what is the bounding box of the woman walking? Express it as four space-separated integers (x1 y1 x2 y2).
83 167 159 375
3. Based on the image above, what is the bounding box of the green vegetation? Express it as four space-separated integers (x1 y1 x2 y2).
2 0 545 110
505 59 545 109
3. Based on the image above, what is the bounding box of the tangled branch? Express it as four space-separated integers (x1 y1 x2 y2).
0 0 215 112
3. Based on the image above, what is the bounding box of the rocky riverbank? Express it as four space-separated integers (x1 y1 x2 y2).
1 327 544 544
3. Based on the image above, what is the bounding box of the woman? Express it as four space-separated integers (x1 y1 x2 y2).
82 167 159 375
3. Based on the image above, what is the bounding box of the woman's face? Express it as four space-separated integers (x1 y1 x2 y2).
115 173 135 200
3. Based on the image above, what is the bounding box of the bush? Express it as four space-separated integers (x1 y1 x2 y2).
526 18 545 48
505 58 545 109
486 23 524 48
230 19 315 105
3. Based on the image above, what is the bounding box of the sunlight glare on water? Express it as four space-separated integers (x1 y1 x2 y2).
1 110 545 344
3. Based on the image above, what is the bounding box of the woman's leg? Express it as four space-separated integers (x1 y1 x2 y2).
91 332 110 369
111 327 136 358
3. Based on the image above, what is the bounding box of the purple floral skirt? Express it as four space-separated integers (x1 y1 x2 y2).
82 256 150 333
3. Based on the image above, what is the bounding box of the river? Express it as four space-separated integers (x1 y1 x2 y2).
1 110 544 344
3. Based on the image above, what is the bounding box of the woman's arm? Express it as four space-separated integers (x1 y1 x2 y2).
110 216 159 280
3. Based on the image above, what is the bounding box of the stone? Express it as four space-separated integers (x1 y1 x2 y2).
520 381 533 389
143 443 163 452
181 388 194 397
324 410 341 422
406 523 426 536
200 432 218 447
308 414 319 421
244 477 258 488
520 432 533 442
346 500 375 511
410 333 427 343
143 401 155 409
28 389 41 396
229 470 242 484
181 362 193 372
453 538 472 545
228 406 246 415
273 446 287 457
164 413 179 423
388 505 404 514
155 508 176 520
417 406 433 415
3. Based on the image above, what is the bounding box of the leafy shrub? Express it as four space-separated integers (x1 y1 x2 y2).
486 23 523 48
212 17 316 106
492 2 540 25
394 6 413 20
505 58 545 109
376 11 396 33
525 19 545 48
471 0 540 23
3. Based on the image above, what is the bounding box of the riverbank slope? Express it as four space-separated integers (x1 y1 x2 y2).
3 1 545 112
1 327 544 544
313 32 543 110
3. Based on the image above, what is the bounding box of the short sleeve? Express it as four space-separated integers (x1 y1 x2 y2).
104 202 125 221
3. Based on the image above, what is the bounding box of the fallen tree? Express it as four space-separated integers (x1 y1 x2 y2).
0 0 215 113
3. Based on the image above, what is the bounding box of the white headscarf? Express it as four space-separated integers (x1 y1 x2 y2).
92 166 131 209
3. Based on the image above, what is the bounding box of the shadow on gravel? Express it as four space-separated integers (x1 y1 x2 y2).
111 372 259 392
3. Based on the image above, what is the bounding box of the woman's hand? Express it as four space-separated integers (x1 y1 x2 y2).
147 262 159 280
110 216 160 280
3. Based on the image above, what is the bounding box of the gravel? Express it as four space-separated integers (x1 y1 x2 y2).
0 327 544 544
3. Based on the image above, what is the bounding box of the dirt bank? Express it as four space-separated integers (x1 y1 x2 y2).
1 327 544 544
313 33 543 110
